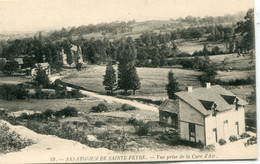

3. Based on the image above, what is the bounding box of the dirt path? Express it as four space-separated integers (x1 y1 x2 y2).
49 75 159 113
67 87 159 113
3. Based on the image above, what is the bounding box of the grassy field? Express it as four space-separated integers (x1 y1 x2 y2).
175 38 226 54
63 63 255 100
63 66 202 100
0 73 31 85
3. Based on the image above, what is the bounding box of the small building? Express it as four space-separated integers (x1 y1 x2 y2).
31 62 51 78
159 83 248 145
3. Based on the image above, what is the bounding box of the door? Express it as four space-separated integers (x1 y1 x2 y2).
171 113 178 128
223 120 229 140
189 123 196 142
235 122 239 135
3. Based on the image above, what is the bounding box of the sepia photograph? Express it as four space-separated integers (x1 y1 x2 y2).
0 0 257 163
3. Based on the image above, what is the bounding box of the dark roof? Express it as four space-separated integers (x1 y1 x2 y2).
175 85 248 116
159 99 179 114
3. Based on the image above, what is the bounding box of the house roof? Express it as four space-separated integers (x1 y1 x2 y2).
159 99 179 114
35 62 50 68
175 85 248 116
14 58 24 65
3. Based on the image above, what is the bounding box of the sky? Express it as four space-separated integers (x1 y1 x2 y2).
0 0 254 33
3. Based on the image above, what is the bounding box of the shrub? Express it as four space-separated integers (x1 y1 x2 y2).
201 144 216 152
42 109 55 119
94 121 106 128
0 84 29 101
240 132 251 139
218 138 226 145
35 69 50 88
55 106 78 117
97 131 111 140
69 89 82 98
3 60 19 75
215 78 254 86
136 123 150 136
229 135 238 142
126 117 141 126
197 141 204 149
91 103 108 113
120 104 137 111
0 123 34 154
244 136 257 147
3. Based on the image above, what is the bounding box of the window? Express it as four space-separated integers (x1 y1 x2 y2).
189 123 196 142
213 128 218 143
224 120 228 124
235 122 239 135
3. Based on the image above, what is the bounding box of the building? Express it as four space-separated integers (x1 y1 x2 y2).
61 44 84 67
159 83 248 145
31 62 51 78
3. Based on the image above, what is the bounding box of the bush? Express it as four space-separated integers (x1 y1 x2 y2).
3 60 19 75
35 69 50 88
229 135 238 142
94 121 106 127
218 138 226 145
240 132 251 139
55 106 78 117
69 89 82 98
215 78 254 86
97 131 111 140
0 123 34 154
244 136 257 147
126 117 141 126
91 103 108 113
120 104 137 111
0 84 29 101
136 123 150 136
42 109 55 119
201 144 216 152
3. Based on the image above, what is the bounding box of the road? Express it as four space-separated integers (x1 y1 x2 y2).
67 87 159 113
49 75 159 113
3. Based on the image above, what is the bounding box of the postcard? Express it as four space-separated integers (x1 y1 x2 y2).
0 0 257 163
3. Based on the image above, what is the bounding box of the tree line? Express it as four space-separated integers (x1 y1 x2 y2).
0 9 254 73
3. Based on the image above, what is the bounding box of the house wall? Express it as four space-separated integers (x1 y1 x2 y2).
179 99 205 144
205 106 245 145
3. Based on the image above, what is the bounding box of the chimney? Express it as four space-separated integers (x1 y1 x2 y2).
186 86 193 93
205 82 211 89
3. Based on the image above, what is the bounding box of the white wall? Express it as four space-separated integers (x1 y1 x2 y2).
205 106 245 145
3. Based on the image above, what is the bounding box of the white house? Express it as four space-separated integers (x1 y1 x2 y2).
31 62 51 78
159 83 248 145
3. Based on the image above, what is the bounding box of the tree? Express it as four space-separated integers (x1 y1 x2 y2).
198 65 217 86
23 56 35 68
166 70 180 99
128 66 141 95
235 9 255 52
103 63 116 93
67 52 73 67
3 60 19 75
35 68 50 88
117 37 136 93
0 58 6 71
202 45 209 55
